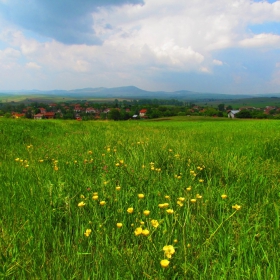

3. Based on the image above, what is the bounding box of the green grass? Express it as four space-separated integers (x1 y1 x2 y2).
0 118 280 279
195 97 280 109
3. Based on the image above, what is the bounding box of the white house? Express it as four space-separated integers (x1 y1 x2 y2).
228 110 240 118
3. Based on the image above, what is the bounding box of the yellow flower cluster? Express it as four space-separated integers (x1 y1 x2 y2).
134 227 150 236
84 229 91 237
232 204 242 211
158 203 169 209
163 245 175 259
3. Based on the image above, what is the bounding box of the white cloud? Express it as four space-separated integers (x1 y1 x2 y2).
0 47 21 61
213 59 223 66
249 1 280 24
200 67 211 73
1 0 280 91
239 33 280 48
26 62 41 69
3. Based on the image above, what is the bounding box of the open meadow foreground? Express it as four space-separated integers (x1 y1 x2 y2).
0 117 280 279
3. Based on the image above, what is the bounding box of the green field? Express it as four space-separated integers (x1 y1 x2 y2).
194 97 280 109
1 118 280 279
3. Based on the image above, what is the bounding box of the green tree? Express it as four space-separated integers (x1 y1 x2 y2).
108 109 121 120
218 104 225 111
235 110 252 118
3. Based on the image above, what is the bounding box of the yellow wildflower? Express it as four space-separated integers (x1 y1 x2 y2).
143 210 150 216
166 209 174 214
78 201 86 207
158 203 169 209
173 239 178 243
151 219 159 228
92 195 98 200
134 227 143 236
163 245 175 259
116 186 121 191
177 201 183 207
190 199 197 203
160 259 170 268
199 179 204 183
221 194 228 199
116 223 123 228
141 229 150 236
15 158 20 161
232 204 242 211
165 195 170 199
100 201 106 206
84 229 91 237
186 186 192 191
54 166 58 171
178 197 185 202
196 194 202 199
138 194 145 199
127 207 134 214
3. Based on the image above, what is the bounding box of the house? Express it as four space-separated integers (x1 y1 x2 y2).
228 110 240 118
12 113 25 118
34 113 44 120
39 108 46 114
86 107 96 113
74 104 83 112
139 109 147 117
264 106 276 114
44 112 55 119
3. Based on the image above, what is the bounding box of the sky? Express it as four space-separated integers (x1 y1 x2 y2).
0 0 280 95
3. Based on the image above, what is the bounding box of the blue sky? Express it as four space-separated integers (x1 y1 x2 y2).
0 0 280 95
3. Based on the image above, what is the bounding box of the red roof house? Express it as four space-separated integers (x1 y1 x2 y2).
139 109 147 117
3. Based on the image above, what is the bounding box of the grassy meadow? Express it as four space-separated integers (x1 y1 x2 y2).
0 117 280 279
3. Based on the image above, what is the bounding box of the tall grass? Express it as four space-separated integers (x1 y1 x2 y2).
0 118 279 279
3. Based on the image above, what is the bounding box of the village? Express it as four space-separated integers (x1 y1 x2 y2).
2 100 280 120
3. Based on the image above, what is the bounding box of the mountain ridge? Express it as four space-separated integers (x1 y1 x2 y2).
1 86 280 100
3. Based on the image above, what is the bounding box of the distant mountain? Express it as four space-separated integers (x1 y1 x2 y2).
1 86 279 100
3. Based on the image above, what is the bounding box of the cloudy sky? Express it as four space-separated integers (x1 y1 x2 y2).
0 0 280 94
